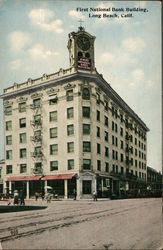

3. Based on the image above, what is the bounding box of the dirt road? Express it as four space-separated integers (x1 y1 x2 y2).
0 198 162 249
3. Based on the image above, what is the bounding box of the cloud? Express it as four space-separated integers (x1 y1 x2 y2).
129 68 145 87
9 31 31 52
10 59 21 70
100 52 115 63
29 8 63 33
122 37 146 53
68 10 84 20
28 44 59 60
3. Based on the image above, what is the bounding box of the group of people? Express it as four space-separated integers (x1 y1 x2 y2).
8 190 25 206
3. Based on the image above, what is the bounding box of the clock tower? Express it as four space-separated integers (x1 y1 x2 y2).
67 25 96 71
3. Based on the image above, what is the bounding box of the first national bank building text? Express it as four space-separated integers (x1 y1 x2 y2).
1 26 149 199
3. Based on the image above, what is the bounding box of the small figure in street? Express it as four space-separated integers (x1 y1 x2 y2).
20 190 25 206
93 190 97 201
73 188 77 200
35 192 39 201
40 192 45 201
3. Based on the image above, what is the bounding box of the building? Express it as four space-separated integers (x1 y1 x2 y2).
147 166 162 196
0 159 5 194
0 26 149 199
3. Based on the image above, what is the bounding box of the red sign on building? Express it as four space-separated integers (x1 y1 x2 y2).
78 58 91 70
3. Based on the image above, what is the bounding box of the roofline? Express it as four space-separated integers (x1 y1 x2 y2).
0 69 149 131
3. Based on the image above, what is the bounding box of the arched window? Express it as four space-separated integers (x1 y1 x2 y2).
82 87 90 100
78 51 83 58
85 52 90 58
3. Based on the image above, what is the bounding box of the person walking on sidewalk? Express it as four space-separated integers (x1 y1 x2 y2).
93 190 97 201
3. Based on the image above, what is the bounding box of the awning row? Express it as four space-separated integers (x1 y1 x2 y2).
7 174 75 182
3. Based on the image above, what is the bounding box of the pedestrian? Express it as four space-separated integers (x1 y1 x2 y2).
93 191 97 201
73 188 77 200
20 190 25 206
35 192 39 201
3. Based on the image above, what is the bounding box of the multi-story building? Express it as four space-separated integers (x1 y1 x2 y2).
0 159 5 194
0 26 149 199
147 166 162 196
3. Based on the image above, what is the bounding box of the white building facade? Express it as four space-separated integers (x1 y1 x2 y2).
1 27 149 199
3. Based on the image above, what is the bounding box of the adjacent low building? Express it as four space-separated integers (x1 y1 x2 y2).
0 26 149 199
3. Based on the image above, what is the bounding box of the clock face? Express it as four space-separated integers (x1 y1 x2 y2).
77 35 91 51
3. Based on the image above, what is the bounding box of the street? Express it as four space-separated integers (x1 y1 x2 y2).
0 198 162 249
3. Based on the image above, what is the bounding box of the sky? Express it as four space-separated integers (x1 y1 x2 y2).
0 0 161 172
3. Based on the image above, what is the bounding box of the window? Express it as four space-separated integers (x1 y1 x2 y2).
66 90 73 101
97 110 100 121
135 148 137 156
83 159 91 170
49 95 57 105
34 115 41 126
6 150 12 160
104 100 108 111
67 142 74 153
97 160 101 171
67 107 74 119
6 121 12 131
34 162 42 172
120 114 123 123
120 140 123 149
112 121 114 131
115 137 118 147
105 147 109 157
135 160 137 167
115 123 118 133
50 161 58 171
139 172 141 179
135 138 137 145
116 165 118 173
82 107 90 118
68 159 74 170
5 106 12 116
135 171 137 176
33 98 41 108
120 127 123 136
105 131 108 142
6 165 12 174
50 127 57 138
83 180 92 194
49 111 57 122
20 164 27 173
105 162 109 172
50 144 58 155
6 135 12 145
19 102 26 112
34 130 41 141
0 169 1 179
20 148 26 158
83 124 90 135
112 135 114 145
104 116 108 127
112 164 115 173
67 124 74 136
116 151 118 160
97 127 100 137
97 143 101 154
19 118 26 128
82 88 90 100
34 147 42 156
83 141 91 152
20 133 26 143
120 153 123 162
96 93 100 105
121 167 124 174
112 150 115 159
